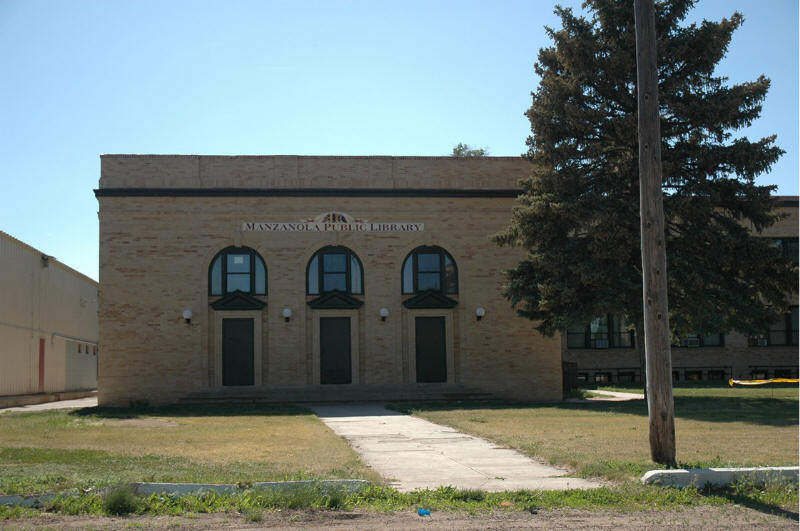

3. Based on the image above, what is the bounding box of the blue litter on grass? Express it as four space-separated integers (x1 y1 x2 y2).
418 508 431 516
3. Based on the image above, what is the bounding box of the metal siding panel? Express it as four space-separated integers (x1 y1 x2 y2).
1 231 98 396
0 328 35 396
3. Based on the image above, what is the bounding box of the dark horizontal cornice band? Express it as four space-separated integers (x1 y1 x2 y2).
92 188 798 206
93 188 523 198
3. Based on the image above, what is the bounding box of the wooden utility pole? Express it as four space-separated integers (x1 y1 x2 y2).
634 0 677 466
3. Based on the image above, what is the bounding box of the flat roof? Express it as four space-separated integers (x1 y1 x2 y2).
0 230 98 286
98 154 530 191
96 155 798 206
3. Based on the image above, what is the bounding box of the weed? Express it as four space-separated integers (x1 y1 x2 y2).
456 488 486 502
0 506 39 519
724 477 799 508
45 492 103 515
320 486 348 509
102 484 140 515
2 480 798 520
243 507 264 522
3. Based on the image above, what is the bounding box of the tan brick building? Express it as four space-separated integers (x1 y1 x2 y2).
95 155 562 406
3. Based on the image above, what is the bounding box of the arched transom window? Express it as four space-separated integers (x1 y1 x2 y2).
209 246 267 296
307 246 364 295
402 246 458 295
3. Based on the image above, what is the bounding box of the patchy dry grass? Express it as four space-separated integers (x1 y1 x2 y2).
0 404 380 494
394 385 798 482
2 406 334 465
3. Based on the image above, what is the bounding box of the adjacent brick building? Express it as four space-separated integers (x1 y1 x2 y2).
563 197 798 385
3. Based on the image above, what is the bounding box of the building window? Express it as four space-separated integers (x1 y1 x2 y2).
684 370 702 381
594 372 611 383
673 333 724 348
707 370 726 381
774 368 793 379
209 246 267 296
617 371 636 383
773 238 799 265
566 314 634 349
749 306 799 346
307 246 363 295
401 246 458 295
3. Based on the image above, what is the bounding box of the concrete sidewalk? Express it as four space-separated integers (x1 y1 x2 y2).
586 390 644 401
312 403 601 492
0 390 96 409
0 396 97 413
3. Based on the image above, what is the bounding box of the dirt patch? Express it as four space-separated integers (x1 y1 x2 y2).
16 506 798 530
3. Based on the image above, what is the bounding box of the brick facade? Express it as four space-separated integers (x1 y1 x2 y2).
96 155 562 406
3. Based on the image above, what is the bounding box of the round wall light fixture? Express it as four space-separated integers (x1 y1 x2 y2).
282 308 293 322
475 307 486 321
379 307 389 321
182 309 193 324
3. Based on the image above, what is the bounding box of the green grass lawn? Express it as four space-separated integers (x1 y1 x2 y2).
0 404 380 495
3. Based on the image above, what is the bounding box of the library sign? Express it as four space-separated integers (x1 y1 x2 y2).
242 212 424 233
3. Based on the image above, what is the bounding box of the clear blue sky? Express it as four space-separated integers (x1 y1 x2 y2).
1 0 797 281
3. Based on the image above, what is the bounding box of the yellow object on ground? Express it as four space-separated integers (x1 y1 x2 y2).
728 378 799 386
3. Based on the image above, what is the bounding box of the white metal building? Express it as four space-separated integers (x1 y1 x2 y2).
0 230 98 396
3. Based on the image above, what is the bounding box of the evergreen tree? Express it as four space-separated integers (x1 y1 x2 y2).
495 0 794 356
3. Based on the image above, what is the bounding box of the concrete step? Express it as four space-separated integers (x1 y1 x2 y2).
177 384 497 405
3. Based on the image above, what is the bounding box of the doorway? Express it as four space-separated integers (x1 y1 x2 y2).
415 316 447 383
320 317 352 384
222 318 254 386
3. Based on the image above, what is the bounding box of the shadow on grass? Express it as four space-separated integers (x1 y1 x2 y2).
701 486 799 522
388 394 798 427
69 402 313 420
595 382 799 392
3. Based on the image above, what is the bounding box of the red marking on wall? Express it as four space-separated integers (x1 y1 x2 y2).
38 338 45 392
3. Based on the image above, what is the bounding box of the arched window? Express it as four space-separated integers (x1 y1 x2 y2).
307 246 364 295
209 246 267 296
402 246 458 295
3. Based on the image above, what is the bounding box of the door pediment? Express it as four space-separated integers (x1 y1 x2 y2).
307 291 364 309
210 290 266 311
402 290 458 309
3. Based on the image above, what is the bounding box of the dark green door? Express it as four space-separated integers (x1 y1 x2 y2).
415 316 447 383
320 317 351 384
222 318 254 386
